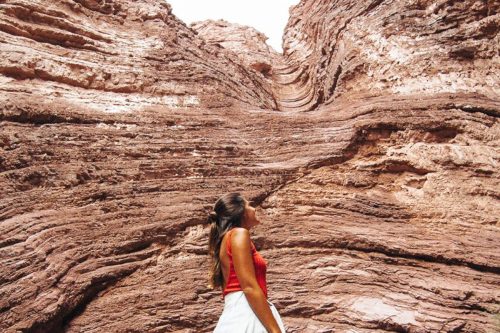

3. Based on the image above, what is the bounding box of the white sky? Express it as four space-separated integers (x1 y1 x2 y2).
166 0 300 53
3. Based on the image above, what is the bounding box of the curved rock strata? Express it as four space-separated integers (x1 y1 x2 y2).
0 0 499 332
0 0 277 112
190 19 281 81
279 0 499 111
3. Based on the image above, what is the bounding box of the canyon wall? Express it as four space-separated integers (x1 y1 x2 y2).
1 0 499 332
279 0 499 111
190 19 280 80
0 0 277 114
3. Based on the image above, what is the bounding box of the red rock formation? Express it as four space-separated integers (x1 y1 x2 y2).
278 0 499 111
0 0 277 112
0 0 499 332
190 19 280 79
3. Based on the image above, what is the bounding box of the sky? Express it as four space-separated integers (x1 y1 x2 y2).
166 0 300 53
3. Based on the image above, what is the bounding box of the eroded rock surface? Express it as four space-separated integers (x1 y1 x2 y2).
0 0 499 332
0 0 277 112
279 0 499 111
190 19 280 80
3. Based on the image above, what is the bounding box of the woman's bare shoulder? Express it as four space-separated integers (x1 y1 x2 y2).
230 228 252 248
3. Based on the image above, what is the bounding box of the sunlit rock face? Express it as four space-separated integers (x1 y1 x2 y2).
280 0 499 111
0 0 277 113
190 19 281 80
1 0 499 332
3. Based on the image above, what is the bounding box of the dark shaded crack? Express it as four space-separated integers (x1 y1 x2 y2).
371 159 433 175
454 104 499 118
375 319 414 333
1 107 112 126
1 111 100 125
273 241 500 275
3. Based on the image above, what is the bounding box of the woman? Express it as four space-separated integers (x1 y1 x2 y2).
207 192 286 333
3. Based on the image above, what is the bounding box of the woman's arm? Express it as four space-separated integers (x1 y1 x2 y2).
231 228 282 333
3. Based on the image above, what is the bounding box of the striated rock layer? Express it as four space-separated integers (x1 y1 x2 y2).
1 0 499 332
190 19 281 81
0 0 277 112
278 0 499 111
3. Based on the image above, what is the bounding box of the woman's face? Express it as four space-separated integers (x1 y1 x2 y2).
243 199 260 229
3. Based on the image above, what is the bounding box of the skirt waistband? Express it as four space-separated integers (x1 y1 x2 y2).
224 291 274 307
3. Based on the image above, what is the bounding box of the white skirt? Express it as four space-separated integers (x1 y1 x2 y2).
213 291 287 332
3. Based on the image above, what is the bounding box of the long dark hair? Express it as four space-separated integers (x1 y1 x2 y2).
207 192 246 289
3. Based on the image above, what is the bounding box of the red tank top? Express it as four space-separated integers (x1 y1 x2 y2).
222 228 268 300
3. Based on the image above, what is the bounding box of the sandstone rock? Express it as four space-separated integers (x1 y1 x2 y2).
279 0 500 111
0 0 499 332
0 0 277 112
191 19 281 79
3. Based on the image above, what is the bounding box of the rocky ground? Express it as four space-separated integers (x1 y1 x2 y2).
0 0 499 332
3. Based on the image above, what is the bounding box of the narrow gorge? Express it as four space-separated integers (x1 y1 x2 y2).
0 0 499 332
